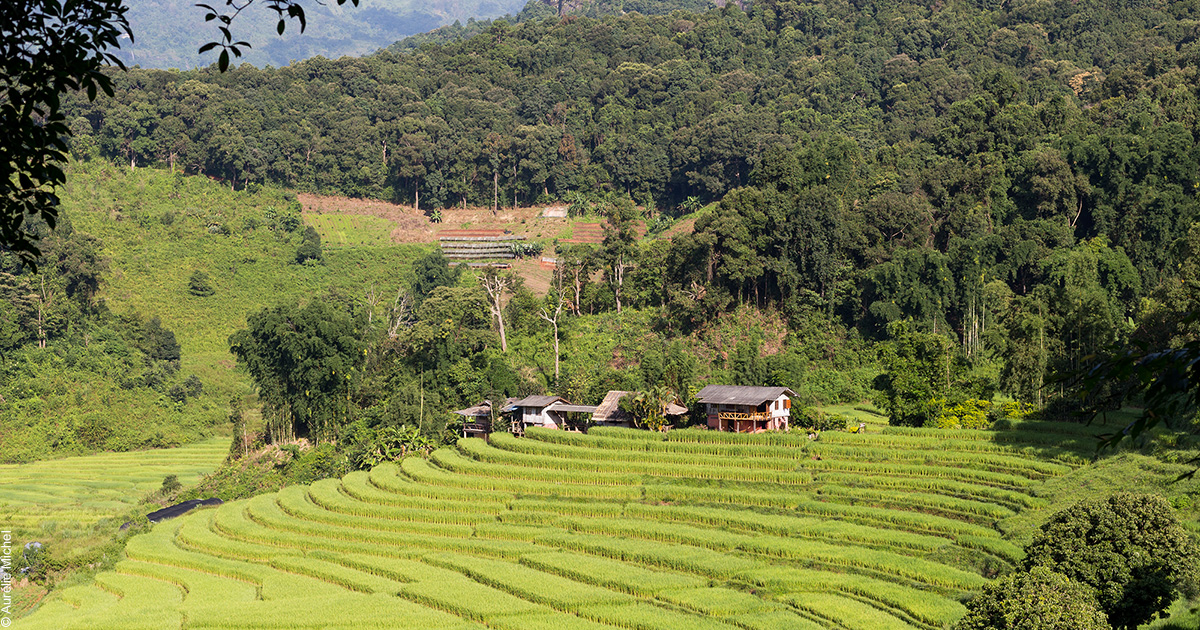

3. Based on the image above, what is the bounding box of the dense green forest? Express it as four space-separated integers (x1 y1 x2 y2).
56 0 1200 425
11 0 1200 457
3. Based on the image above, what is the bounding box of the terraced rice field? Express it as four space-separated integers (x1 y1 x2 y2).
20 423 1101 629
0 438 228 534
305 213 398 247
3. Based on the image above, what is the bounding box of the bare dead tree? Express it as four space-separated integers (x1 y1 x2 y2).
387 287 414 338
539 268 570 382
558 244 594 315
480 266 515 352
364 283 382 327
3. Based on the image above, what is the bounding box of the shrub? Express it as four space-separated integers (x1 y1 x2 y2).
167 375 202 403
167 383 188 403
74 415 111 448
183 374 203 397
188 270 215 297
265 205 301 233
160 474 182 494
1022 492 1200 629
936 399 992 430
295 226 323 264
954 566 1109 630
795 407 844 432
19 541 49 582
566 191 591 217
508 241 544 258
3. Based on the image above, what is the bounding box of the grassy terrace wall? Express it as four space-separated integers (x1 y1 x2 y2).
19 424 1099 629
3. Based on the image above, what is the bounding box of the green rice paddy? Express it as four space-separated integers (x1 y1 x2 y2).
0 438 228 535
17 423 1107 629
304 213 397 247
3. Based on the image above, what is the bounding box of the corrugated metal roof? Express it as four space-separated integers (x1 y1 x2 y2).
511 395 568 408
695 385 796 405
546 403 598 414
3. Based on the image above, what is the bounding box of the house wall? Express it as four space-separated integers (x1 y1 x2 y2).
706 397 793 431
522 406 558 429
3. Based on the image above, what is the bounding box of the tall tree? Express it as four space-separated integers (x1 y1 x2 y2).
556 243 596 315
875 320 955 427
410 249 462 307
601 198 639 313
228 301 364 443
539 267 570 382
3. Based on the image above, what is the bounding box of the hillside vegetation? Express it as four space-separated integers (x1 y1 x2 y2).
0 162 432 462
56 0 1200 432
8 0 1200 626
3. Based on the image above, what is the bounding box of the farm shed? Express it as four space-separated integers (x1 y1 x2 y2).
591 391 635 427
452 398 516 437
696 385 796 433
593 391 689 428
506 396 597 431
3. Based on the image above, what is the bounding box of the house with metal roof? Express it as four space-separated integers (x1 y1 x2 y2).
695 385 796 432
506 395 597 431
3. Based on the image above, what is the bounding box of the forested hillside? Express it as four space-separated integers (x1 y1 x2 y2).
59 0 1200 425
0 163 430 462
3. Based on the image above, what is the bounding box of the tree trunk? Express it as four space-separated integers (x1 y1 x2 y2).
540 285 566 382
482 272 511 353
572 270 583 315
37 274 48 349
493 170 499 216
495 296 508 352
36 296 46 349
614 259 625 313
614 272 622 313
552 319 560 380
